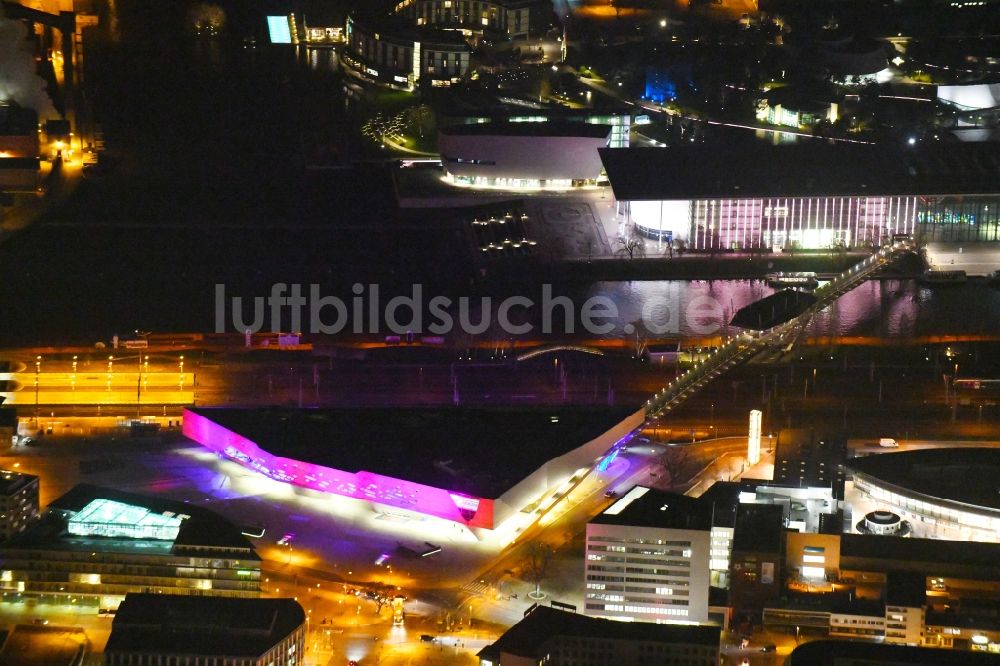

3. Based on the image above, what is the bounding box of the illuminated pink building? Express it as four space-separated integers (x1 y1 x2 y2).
183 407 642 531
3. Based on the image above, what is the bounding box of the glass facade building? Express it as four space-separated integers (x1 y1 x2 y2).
917 194 1000 242
625 194 1000 250
601 143 1000 251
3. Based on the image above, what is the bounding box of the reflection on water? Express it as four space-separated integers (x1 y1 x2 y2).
305 47 339 73
582 279 1000 338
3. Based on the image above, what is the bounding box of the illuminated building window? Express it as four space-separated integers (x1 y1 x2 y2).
67 499 184 541
801 566 825 579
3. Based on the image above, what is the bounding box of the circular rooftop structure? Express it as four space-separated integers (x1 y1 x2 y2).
856 510 911 536
847 447 1000 541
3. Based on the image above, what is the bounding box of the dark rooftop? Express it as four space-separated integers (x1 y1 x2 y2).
773 429 847 491
478 606 720 662
730 289 817 330
788 639 1000 665
732 503 785 552
886 571 928 608
599 142 1000 200
4 484 257 557
348 11 469 46
840 534 1000 579
926 611 1000 632
591 486 714 530
440 121 612 139
846 447 1000 513
190 407 634 499
0 469 36 496
0 103 37 136
696 481 741 528
105 594 304 658
0 624 88 665
0 157 39 170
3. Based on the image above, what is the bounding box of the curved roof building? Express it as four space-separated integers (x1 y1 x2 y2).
439 121 612 188
846 448 1000 543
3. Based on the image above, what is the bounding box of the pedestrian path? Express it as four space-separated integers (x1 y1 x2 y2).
645 238 915 421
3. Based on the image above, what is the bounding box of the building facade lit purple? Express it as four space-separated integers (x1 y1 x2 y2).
625 195 919 250
182 408 645 532
182 409 496 528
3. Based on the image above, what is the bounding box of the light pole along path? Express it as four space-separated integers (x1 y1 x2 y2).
645 239 916 422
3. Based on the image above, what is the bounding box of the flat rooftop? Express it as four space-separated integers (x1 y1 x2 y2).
840 534 1000 577
106 594 304 658
789 639 1000 665
479 606 720 662
0 469 37 496
846 447 1000 512
440 121 612 139
600 142 1000 200
190 407 634 499
0 624 88 665
2 483 258 558
591 486 714 530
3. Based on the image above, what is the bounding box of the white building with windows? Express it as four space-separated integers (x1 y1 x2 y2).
0 484 261 612
585 487 714 624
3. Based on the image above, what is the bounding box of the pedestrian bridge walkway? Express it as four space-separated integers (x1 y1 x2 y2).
645 238 915 420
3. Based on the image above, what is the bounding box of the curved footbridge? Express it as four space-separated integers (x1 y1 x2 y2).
644 238 916 420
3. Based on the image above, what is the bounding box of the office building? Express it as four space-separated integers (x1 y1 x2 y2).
585 487 715 624
762 531 1000 652
343 13 471 89
0 469 39 542
104 594 305 666
0 484 260 613
478 605 720 666
392 0 539 40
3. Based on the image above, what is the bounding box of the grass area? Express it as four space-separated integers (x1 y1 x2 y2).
371 88 419 113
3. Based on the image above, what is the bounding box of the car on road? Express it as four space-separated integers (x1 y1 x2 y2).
878 438 899 448
760 644 776 653
603 490 617 499
420 634 435 642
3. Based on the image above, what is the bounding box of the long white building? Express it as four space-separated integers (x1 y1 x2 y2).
439 121 612 189
600 142 1000 249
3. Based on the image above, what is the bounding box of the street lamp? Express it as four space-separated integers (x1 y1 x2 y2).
34 356 41 426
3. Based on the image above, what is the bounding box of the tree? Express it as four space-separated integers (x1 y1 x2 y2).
615 226 646 260
404 105 435 139
523 542 553 600
651 446 689 488
189 3 226 34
